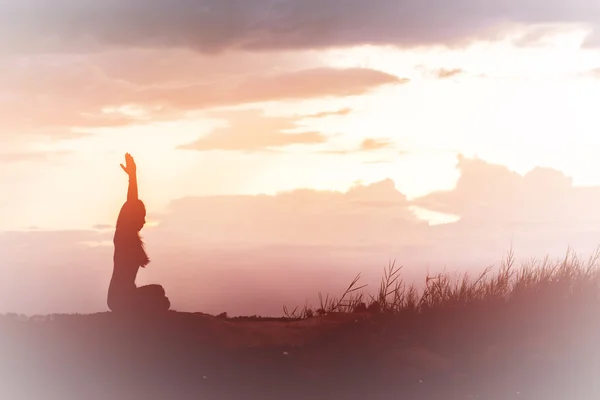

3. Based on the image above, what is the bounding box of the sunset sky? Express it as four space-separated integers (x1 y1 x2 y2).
3 1 600 316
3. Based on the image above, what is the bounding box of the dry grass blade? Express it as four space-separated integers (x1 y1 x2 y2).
281 247 600 320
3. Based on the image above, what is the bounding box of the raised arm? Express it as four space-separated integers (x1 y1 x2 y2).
120 153 138 201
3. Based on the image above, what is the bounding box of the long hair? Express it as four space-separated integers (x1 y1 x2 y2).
114 199 150 267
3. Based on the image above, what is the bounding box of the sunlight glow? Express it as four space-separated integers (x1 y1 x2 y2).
410 206 461 226
4 26 600 231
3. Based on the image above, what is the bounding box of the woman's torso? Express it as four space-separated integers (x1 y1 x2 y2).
109 234 143 293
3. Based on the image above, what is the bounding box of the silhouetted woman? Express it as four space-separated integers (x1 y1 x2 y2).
107 153 170 314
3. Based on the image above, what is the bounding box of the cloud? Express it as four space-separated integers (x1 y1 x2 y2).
178 109 328 152
92 224 114 231
0 150 71 164
0 229 114 315
3 1 600 55
582 29 600 47
0 55 401 138
0 59 144 137
509 23 584 47
320 137 395 155
582 68 600 78
132 68 403 110
359 138 394 151
413 154 600 229
156 178 422 247
362 159 393 165
436 69 465 79
304 108 353 119
91 48 319 87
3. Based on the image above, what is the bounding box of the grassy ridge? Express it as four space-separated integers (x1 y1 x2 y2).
2 247 600 400
285 247 600 318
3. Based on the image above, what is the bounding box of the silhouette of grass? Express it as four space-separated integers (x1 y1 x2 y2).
2 246 600 399
283 246 600 319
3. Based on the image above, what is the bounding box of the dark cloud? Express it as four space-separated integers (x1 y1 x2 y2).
2 1 599 54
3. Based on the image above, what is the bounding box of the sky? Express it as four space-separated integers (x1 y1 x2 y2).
3 0 600 316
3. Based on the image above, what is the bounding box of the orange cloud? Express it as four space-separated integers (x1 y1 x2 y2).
359 138 395 151
0 56 401 138
132 68 403 110
178 109 329 152
436 68 464 79
304 108 353 119
0 60 141 136
320 137 395 155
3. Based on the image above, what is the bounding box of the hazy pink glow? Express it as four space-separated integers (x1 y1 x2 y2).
3 5 600 316
3 156 600 316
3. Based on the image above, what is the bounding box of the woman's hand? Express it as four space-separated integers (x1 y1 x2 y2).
120 153 137 177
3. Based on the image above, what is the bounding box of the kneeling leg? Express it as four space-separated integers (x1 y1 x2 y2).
137 284 170 312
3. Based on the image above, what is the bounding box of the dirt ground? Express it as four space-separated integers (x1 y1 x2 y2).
1 311 599 400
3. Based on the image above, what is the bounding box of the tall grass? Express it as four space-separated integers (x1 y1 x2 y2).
283 246 600 319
